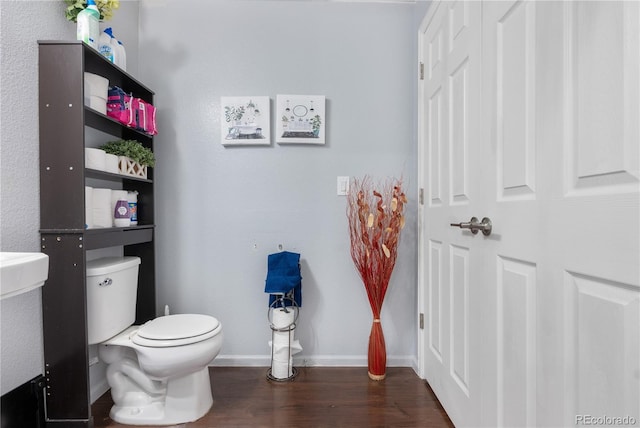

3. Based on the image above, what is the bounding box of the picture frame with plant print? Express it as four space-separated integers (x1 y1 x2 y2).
221 96 271 146
276 95 326 145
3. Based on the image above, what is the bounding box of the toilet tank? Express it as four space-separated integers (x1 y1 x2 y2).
86 256 141 344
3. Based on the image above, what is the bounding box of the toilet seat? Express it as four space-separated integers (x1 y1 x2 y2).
133 314 221 348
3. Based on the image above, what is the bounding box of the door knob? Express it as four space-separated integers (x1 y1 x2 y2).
450 217 492 236
450 217 480 233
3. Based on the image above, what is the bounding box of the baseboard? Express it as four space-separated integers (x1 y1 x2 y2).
212 355 271 367
90 378 110 404
212 354 415 368
409 355 420 376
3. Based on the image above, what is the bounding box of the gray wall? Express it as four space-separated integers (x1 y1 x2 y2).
0 0 74 395
0 0 426 396
139 0 419 367
0 0 139 395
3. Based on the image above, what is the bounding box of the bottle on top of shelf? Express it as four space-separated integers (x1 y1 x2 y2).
76 0 99 49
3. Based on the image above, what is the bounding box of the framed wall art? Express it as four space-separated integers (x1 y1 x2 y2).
276 95 326 145
221 96 271 146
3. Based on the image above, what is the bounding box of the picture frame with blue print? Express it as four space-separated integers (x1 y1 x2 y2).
276 95 325 145
221 96 271 146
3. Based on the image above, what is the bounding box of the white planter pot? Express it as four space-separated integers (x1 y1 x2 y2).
118 156 147 179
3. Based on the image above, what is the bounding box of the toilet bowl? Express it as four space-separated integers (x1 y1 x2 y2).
99 314 223 425
86 257 224 425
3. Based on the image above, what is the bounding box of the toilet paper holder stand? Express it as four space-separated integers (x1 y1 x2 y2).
267 294 299 382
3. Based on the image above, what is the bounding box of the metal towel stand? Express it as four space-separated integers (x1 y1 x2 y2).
266 290 299 382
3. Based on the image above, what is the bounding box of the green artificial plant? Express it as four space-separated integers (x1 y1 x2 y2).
100 140 155 167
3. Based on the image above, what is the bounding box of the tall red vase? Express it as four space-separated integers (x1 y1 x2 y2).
367 320 386 380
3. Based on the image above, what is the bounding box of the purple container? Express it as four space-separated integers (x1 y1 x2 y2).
113 199 131 227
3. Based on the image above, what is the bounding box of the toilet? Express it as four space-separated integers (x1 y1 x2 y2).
86 257 223 425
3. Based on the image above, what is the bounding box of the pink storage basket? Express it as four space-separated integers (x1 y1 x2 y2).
107 86 157 135
107 86 134 127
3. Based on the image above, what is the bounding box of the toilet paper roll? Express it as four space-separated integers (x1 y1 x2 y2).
272 331 295 347
270 335 302 380
85 148 106 171
110 190 128 226
269 307 302 379
111 190 128 206
85 186 94 229
272 338 302 357
84 72 109 97
87 95 107 114
84 72 108 114
272 308 296 330
271 358 294 379
104 153 119 174
92 188 112 228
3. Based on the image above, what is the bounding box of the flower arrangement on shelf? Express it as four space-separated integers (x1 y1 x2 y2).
346 176 407 380
64 0 119 22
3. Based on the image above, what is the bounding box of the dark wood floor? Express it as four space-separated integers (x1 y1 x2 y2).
92 366 454 428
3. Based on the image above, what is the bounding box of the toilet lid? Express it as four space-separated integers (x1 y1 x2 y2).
135 314 220 342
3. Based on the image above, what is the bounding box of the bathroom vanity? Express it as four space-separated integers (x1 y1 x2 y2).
38 41 156 427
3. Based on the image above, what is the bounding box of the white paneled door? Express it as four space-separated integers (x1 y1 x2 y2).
418 1 484 426
418 1 640 427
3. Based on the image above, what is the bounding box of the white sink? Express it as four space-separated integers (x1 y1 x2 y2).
0 252 49 300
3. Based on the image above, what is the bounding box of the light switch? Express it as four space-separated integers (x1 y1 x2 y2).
337 176 350 196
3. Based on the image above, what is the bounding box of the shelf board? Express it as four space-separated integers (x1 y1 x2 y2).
84 225 154 250
85 167 153 183
40 225 155 250
84 108 153 142
83 224 155 232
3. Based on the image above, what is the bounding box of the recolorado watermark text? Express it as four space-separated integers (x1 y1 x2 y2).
576 415 638 426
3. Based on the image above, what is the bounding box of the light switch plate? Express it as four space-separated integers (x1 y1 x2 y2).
337 176 350 196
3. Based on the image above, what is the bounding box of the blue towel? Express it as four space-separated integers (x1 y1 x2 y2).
265 251 302 307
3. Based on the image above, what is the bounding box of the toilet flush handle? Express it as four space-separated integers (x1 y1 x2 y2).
99 278 113 287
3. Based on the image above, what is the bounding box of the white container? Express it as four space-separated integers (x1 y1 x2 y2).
111 34 121 67
117 40 127 71
76 0 99 49
86 256 141 344
84 72 108 95
87 95 106 114
85 147 106 171
84 72 108 114
104 153 119 174
110 190 129 227
113 199 131 227
127 191 138 225
85 186 94 229
98 30 114 63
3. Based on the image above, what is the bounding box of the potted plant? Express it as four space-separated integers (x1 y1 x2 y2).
100 139 155 178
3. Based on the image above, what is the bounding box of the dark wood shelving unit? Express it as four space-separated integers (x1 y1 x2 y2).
38 41 156 427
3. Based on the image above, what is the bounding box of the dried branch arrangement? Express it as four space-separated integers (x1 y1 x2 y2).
346 175 407 380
